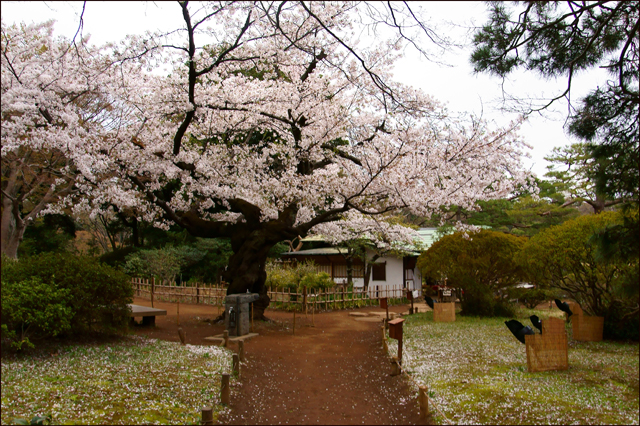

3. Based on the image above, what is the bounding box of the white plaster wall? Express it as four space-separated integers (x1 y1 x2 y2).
328 251 423 296
333 277 365 287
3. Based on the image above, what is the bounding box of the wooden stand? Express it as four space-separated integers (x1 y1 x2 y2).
569 303 604 342
542 317 566 335
525 332 568 373
433 302 456 322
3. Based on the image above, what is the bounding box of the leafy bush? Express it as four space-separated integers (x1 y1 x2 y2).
460 279 496 317
506 287 560 309
1 277 72 350
1 253 133 350
519 212 632 316
265 262 297 289
99 246 138 269
123 245 212 284
493 298 518 318
266 261 334 291
520 211 639 341
18 214 76 258
299 272 334 290
12 415 51 425
602 300 639 341
459 277 518 317
291 261 318 286
418 229 527 294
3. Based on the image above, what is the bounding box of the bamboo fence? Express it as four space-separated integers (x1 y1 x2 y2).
131 278 414 312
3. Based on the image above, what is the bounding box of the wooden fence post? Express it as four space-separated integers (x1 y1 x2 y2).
201 407 214 425
303 286 307 317
324 287 328 311
419 386 429 422
239 340 245 362
390 357 401 376
333 287 336 310
223 330 229 348
220 374 230 405
151 277 155 308
232 354 240 377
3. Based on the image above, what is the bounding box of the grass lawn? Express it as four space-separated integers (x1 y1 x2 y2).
1 336 233 425
388 309 639 425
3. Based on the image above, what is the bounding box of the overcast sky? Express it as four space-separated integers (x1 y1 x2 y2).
1 1 610 177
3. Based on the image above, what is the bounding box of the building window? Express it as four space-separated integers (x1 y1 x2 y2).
316 264 331 275
372 262 386 281
333 264 347 278
331 264 365 278
352 265 364 278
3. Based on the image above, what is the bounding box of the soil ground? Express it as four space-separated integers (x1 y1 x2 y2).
130 297 426 425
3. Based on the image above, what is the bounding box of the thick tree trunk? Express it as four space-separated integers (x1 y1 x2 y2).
1 198 26 259
223 228 277 319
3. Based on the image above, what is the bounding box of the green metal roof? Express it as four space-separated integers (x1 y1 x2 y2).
295 227 490 255
414 228 441 250
283 247 345 256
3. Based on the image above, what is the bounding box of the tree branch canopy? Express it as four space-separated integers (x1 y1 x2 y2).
3 3 533 261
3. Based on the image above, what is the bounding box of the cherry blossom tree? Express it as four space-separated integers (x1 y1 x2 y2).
3 3 533 317
1 20 121 258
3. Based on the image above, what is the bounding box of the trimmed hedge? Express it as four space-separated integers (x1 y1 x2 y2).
1 253 133 351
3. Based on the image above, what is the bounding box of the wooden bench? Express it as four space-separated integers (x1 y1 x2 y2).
128 304 167 326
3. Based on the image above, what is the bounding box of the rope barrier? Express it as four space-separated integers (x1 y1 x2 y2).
395 360 454 425
383 318 454 425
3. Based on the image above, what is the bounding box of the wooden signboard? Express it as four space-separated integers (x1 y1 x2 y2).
433 302 455 322
569 302 604 342
525 333 569 373
541 317 566 335
388 318 405 340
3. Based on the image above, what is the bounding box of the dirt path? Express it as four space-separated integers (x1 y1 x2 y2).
130 297 424 425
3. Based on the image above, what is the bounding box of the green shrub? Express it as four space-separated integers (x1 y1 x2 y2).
266 261 338 294
457 278 499 317
1 277 72 350
99 246 138 269
602 300 639 341
460 280 495 317
493 298 518 318
1 252 133 348
299 272 334 290
507 287 560 309
265 262 297 289
292 261 318 285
